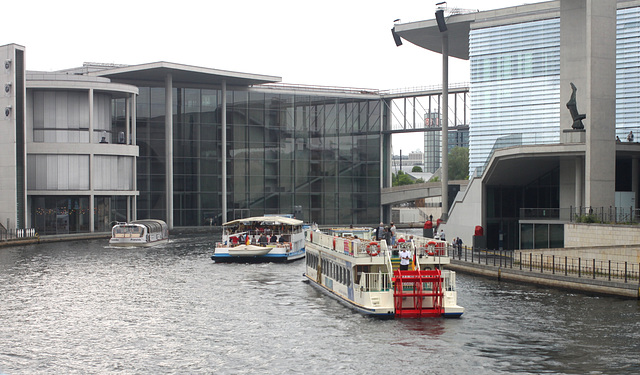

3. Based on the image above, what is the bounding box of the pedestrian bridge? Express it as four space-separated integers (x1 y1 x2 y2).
381 180 469 205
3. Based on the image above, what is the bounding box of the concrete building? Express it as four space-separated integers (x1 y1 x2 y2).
395 0 640 250
1 45 385 235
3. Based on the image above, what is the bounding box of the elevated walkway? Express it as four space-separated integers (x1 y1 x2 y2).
381 180 469 205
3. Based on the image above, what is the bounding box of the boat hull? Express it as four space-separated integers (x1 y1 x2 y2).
109 238 169 247
212 248 305 263
303 274 395 318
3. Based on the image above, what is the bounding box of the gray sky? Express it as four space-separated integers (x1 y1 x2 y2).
5 0 543 152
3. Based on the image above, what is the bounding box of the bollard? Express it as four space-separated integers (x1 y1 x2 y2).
579 258 581 278
552 255 555 274
520 252 522 270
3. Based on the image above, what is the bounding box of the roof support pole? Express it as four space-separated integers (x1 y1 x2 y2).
441 32 449 221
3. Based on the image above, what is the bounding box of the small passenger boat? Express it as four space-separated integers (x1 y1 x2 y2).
211 216 305 262
109 219 169 247
304 228 464 318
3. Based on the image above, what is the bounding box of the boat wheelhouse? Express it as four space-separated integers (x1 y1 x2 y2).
304 228 464 318
109 219 169 247
211 216 305 262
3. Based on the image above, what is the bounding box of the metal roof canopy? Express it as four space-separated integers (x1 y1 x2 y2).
395 18 473 60
92 61 281 87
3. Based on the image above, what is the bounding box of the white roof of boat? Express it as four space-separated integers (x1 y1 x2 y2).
223 216 303 226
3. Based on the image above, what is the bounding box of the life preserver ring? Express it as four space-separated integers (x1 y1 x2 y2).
333 237 336 250
427 240 436 256
366 241 380 256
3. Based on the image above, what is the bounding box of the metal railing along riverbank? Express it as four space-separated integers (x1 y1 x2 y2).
447 245 640 286
1 225 38 241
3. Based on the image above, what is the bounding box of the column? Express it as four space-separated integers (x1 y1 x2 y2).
633 158 639 209
132 93 137 221
560 0 616 208
165 74 173 228
221 80 227 224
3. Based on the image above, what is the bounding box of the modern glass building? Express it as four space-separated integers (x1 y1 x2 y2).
0 58 385 235
395 1 640 250
469 5 640 175
130 85 382 227
469 18 561 175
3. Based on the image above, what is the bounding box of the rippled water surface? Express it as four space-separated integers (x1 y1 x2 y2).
1 231 639 374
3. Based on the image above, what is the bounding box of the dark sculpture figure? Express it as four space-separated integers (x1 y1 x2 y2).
566 82 586 129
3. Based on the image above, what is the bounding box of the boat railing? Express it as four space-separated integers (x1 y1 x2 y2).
358 272 392 292
308 230 391 258
394 235 448 257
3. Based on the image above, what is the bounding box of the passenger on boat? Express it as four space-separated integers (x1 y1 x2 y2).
279 235 287 243
390 222 397 246
258 233 269 246
269 234 278 243
399 247 411 271
376 222 384 241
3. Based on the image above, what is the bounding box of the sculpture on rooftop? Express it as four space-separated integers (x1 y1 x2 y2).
566 82 586 129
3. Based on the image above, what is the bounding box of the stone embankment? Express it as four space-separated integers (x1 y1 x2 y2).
447 247 640 299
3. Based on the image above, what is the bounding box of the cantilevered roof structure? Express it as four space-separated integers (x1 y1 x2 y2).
393 1 562 60
91 61 281 86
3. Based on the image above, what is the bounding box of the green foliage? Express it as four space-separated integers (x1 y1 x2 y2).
448 147 469 180
392 170 415 186
575 214 600 223
429 176 439 182
411 165 423 172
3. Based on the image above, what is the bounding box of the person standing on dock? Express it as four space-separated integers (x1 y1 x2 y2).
399 247 411 271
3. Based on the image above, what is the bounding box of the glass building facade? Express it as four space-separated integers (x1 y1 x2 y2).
469 6 640 176
469 18 561 175
134 86 382 227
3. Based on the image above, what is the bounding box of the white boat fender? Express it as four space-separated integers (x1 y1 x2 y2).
366 241 380 256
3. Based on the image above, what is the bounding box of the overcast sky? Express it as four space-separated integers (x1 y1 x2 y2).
5 0 544 152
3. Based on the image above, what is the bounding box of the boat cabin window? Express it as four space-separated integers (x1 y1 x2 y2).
113 225 144 238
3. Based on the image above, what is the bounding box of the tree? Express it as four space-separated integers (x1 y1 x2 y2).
448 147 469 180
392 170 415 186
411 165 423 172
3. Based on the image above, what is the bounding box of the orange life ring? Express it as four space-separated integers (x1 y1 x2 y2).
333 237 336 250
366 241 380 256
427 240 437 246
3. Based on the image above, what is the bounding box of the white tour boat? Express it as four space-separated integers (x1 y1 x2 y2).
211 216 305 262
109 219 169 247
304 228 464 318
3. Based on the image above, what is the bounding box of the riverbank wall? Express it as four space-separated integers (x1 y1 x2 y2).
0 226 220 248
448 258 640 299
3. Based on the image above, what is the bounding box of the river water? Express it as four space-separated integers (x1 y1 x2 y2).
1 231 639 374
